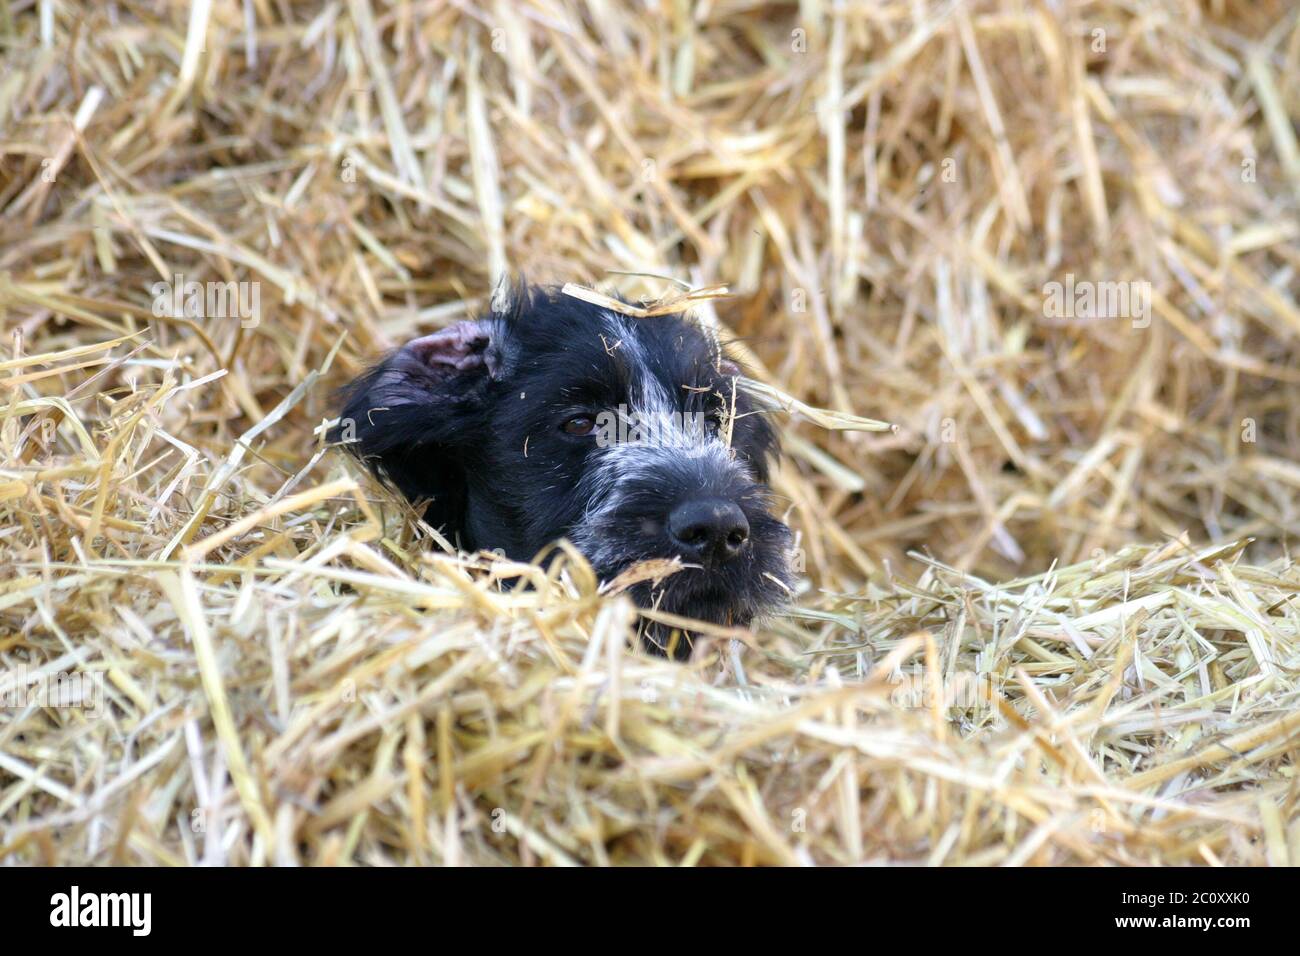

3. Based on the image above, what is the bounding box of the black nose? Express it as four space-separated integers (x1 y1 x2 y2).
668 499 749 566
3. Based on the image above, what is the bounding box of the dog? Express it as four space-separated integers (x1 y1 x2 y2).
333 283 793 658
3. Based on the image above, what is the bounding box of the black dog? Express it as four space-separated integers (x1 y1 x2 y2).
333 284 793 658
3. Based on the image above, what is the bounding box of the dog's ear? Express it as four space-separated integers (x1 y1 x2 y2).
331 319 506 527
345 320 504 413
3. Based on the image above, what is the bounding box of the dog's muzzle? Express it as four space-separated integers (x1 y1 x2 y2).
570 439 793 655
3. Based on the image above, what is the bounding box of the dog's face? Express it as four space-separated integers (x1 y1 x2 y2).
336 286 793 656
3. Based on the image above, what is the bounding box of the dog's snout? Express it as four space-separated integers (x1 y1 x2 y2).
668 498 749 565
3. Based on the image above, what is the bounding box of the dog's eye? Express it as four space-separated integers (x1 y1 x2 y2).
560 414 597 437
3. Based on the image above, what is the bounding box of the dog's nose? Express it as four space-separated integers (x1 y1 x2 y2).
668 499 749 565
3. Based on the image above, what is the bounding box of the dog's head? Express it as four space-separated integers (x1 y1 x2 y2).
334 284 793 656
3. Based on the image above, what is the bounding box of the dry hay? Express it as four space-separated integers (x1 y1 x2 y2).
0 0 1298 865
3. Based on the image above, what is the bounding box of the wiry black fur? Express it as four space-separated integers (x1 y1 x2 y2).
332 283 793 659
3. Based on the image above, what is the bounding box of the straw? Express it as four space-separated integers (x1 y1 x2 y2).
0 0 1297 866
